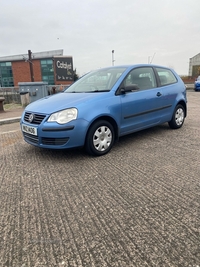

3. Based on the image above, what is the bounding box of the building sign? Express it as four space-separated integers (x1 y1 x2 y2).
54 57 73 81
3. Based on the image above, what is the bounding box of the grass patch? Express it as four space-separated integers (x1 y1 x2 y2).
3 103 22 111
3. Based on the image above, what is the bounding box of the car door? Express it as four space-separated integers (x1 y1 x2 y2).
119 67 164 135
155 67 181 121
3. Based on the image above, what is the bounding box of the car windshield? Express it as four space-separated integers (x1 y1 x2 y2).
65 67 126 93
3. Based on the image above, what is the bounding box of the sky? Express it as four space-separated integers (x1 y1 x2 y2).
0 0 200 76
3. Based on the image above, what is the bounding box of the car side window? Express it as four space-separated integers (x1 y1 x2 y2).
124 67 156 91
156 67 177 86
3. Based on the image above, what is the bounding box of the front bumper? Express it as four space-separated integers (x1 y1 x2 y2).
20 112 89 149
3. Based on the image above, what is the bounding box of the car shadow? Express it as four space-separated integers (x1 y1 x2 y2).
23 123 170 160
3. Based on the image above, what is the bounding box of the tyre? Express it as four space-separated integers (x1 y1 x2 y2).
168 104 185 129
85 120 115 156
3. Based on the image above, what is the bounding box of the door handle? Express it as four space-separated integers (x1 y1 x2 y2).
157 92 162 97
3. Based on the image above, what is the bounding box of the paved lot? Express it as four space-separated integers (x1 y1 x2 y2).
0 91 199 267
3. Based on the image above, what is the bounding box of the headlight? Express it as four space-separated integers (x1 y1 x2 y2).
48 108 78 124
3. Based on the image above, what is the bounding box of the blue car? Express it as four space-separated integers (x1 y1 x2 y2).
194 76 200 91
20 64 187 156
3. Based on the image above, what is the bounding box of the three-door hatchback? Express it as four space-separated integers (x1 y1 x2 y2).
20 64 187 156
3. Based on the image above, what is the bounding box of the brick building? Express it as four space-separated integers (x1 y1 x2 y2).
0 49 74 87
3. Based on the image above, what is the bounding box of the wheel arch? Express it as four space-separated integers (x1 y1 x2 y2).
85 116 119 143
178 100 187 117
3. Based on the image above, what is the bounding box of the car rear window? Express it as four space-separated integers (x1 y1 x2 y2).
156 67 177 86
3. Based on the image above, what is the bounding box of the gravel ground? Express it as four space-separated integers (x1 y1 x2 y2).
0 91 199 267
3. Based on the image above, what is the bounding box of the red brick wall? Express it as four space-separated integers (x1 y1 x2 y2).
12 60 42 86
12 60 73 86
180 76 195 83
55 80 72 86
32 60 42 82
12 61 31 86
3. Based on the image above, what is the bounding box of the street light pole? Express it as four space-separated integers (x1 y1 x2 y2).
112 50 115 66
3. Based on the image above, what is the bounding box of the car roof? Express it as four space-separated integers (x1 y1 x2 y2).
99 64 173 70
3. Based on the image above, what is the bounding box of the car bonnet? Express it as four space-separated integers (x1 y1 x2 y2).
24 92 108 114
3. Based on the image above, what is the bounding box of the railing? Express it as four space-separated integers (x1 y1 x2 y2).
0 85 68 104
0 87 20 104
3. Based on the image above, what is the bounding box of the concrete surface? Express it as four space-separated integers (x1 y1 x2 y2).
0 107 23 125
0 91 199 267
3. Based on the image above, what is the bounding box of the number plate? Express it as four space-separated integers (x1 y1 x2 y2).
22 124 37 136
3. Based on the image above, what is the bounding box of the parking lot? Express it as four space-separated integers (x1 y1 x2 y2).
0 91 199 267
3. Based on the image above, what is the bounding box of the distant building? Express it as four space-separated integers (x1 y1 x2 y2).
189 53 200 77
0 49 74 87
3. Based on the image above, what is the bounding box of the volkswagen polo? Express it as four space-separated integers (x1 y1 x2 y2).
20 64 187 156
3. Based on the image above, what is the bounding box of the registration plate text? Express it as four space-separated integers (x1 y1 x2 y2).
22 124 37 136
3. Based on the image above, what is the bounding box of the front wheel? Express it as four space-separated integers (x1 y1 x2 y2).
85 120 115 156
168 104 185 129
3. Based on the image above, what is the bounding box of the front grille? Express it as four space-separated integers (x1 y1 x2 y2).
23 133 69 146
24 112 46 125
23 132 39 144
41 137 69 146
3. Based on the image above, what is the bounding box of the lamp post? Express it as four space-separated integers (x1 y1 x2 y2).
112 50 115 66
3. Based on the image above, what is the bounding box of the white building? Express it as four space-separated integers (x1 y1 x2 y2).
189 53 200 77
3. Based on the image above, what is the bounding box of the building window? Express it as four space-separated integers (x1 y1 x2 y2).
0 62 14 87
40 59 54 84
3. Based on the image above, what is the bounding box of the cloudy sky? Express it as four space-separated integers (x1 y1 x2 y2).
0 0 199 76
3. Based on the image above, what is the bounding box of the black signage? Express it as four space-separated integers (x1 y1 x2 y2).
54 57 73 81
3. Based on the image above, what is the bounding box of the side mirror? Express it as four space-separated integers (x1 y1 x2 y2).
123 84 139 92
117 84 139 95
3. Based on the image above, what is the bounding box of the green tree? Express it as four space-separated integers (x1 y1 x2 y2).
73 69 79 81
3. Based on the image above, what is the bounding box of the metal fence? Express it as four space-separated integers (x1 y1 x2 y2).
0 87 20 104
0 85 68 104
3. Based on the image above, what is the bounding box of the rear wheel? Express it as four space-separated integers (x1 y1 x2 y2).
85 120 115 156
168 104 185 129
